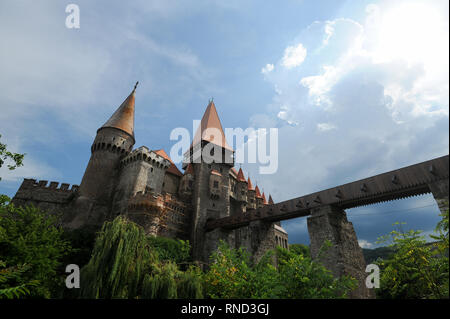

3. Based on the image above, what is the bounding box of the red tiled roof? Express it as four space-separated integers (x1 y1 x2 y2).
230 167 238 177
262 192 268 204
237 168 247 182
211 169 222 176
247 177 254 190
100 87 136 138
255 185 262 198
154 149 183 177
191 101 233 151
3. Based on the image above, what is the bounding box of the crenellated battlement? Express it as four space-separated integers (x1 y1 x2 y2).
18 178 79 192
11 178 78 214
120 146 171 169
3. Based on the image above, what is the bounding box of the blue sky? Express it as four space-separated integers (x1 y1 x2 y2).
0 0 448 248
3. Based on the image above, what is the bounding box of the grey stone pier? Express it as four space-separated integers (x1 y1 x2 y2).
428 179 449 215
307 205 374 299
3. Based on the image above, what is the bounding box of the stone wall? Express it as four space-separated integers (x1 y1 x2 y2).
12 179 77 215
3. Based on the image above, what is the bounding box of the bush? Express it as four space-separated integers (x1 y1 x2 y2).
0 202 71 298
147 236 191 265
375 213 449 299
204 241 356 299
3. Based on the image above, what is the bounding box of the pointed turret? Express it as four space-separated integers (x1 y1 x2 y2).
268 195 274 205
99 82 137 139
262 192 268 205
247 177 254 190
191 100 233 151
237 168 247 183
255 185 262 198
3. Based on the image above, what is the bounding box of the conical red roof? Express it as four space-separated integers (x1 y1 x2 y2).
154 149 182 177
191 101 233 151
100 86 136 138
262 192 268 204
247 177 254 190
255 185 262 198
237 168 247 182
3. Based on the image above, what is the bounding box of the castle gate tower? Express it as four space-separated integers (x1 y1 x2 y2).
183 100 235 264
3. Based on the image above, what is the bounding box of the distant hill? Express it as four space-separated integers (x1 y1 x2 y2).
362 241 448 264
362 246 396 264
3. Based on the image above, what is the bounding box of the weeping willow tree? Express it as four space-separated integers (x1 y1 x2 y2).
79 216 154 298
140 262 204 299
79 216 204 299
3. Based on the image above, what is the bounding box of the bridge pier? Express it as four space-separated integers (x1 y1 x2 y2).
307 205 374 299
248 220 276 263
428 179 449 215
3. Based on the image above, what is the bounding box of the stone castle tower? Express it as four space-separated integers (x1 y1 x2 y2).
11 85 288 264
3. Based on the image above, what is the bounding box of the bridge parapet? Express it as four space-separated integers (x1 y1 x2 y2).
205 155 449 231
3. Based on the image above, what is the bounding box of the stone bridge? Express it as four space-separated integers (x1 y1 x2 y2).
205 155 449 298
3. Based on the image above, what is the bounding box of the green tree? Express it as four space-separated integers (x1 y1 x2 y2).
0 203 71 298
288 243 310 258
376 217 449 299
147 236 191 265
0 261 38 299
0 134 25 181
204 241 356 299
80 216 153 298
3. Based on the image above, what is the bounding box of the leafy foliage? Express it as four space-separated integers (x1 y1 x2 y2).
288 243 310 258
375 215 449 299
79 216 203 299
80 216 153 298
0 203 71 298
0 261 39 299
0 134 25 181
204 241 357 299
147 236 191 265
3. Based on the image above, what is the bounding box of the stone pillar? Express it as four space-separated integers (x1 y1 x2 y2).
428 179 449 215
307 205 374 299
249 220 275 263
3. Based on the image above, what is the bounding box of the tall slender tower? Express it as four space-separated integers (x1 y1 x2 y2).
184 100 235 263
67 84 137 228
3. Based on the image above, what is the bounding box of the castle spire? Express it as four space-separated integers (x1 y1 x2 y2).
247 177 254 190
268 194 274 205
237 167 247 182
99 83 137 139
255 185 262 198
191 100 233 151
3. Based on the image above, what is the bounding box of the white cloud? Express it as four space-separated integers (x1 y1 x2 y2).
358 239 374 249
281 43 307 69
317 123 336 132
261 63 274 74
251 1 448 205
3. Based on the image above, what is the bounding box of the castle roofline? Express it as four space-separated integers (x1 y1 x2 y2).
99 84 137 140
190 100 233 151
154 149 183 177
236 168 247 183
255 185 262 198
211 169 222 176
247 177 254 190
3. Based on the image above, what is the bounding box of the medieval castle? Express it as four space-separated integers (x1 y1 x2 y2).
12 84 288 264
